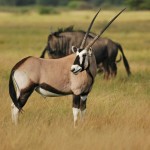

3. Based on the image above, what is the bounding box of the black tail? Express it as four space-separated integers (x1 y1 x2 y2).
117 43 131 76
9 70 22 110
40 46 48 58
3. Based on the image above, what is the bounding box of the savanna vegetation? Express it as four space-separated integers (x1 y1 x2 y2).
0 0 149 10
0 9 150 150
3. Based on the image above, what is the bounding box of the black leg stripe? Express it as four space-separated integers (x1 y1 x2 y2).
72 95 80 108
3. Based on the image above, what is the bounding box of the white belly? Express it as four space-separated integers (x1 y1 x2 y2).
35 87 63 97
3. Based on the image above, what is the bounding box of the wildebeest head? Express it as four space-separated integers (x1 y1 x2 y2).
46 26 75 59
71 8 126 75
46 34 65 58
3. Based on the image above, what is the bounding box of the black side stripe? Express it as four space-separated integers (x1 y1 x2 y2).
38 83 72 95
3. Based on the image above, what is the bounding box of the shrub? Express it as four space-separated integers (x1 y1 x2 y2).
67 1 93 10
36 0 59 6
38 7 59 15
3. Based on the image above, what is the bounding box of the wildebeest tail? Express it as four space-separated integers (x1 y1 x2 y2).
9 70 22 110
40 45 49 58
117 43 131 76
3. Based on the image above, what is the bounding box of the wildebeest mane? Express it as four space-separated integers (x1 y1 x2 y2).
43 26 97 58
50 25 94 38
50 25 74 37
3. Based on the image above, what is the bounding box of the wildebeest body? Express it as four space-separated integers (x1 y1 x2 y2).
41 28 131 79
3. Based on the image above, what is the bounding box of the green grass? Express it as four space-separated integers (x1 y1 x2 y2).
0 10 150 150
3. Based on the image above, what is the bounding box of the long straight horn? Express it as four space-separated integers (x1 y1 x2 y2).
86 8 126 49
80 8 101 49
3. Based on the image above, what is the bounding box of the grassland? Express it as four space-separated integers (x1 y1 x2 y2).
0 10 150 150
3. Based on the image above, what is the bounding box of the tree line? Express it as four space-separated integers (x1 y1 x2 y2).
0 0 149 10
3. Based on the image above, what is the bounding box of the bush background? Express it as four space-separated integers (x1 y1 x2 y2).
0 0 149 10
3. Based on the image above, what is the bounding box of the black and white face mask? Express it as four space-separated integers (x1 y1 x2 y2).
71 46 92 75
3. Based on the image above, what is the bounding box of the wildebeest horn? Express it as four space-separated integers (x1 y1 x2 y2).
85 8 126 50
80 8 101 49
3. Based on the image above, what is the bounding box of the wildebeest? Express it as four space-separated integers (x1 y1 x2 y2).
41 26 131 79
9 9 125 126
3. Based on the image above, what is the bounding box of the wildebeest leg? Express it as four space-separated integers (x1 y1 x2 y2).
103 61 110 80
72 95 80 127
97 63 104 74
110 62 117 78
80 95 87 122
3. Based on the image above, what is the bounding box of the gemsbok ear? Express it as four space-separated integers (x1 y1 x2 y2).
72 46 78 53
88 47 92 56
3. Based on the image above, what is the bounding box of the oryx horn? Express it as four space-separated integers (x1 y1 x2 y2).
85 8 126 50
80 8 101 49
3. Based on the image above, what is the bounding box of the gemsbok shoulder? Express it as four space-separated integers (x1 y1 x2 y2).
9 8 126 126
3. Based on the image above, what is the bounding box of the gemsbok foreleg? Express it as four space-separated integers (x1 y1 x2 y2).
72 94 87 127
80 94 87 122
72 95 80 127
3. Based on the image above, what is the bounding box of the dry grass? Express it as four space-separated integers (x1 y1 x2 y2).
0 10 150 150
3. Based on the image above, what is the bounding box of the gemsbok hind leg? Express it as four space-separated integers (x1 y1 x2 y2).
11 104 19 125
11 78 20 125
11 70 35 125
11 87 35 125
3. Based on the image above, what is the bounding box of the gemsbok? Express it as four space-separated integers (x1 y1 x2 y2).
9 8 126 126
